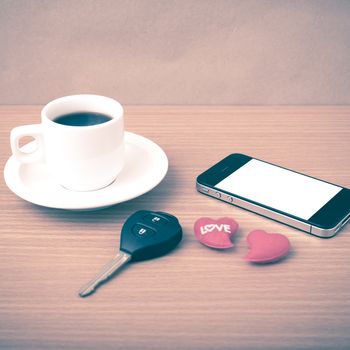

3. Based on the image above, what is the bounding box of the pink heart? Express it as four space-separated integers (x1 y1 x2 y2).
194 217 239 249
245 230 291 263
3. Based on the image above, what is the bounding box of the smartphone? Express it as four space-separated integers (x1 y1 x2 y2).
196 154 350 238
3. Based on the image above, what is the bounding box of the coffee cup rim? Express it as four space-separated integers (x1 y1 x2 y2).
41 94 124 129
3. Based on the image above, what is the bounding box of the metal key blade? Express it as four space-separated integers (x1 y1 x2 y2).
79 251 131 297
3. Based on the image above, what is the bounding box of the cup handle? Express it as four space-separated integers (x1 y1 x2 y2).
10 124 44 163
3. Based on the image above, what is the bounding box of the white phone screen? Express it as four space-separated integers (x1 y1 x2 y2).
215 159 342 220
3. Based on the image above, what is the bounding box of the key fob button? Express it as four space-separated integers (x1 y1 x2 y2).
132 224 156 238
143 214 168 226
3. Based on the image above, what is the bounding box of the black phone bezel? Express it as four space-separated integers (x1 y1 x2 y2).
196 153 350 230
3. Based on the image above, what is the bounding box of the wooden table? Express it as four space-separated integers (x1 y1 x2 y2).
1 106 349 350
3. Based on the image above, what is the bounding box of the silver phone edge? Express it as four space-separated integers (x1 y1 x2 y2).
196 182 350 238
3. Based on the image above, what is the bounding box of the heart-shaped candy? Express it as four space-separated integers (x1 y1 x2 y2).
194 217 239 249
245 230 291 263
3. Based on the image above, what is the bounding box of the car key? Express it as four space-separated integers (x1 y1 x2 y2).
79 210 182 297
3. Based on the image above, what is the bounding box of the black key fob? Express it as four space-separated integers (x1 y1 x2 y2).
120 210 183 261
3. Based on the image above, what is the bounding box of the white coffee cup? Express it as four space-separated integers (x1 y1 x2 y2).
10 94 124 191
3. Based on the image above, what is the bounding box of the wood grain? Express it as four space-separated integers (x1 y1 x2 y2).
1 106 350 350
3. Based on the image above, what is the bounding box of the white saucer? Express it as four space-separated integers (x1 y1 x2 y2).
4 132 168 210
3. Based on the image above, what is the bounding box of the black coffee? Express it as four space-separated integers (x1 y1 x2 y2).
53 112 112 126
